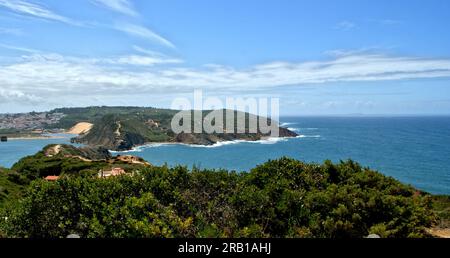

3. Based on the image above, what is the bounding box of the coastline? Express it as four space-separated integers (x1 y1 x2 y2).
4 132 297 149
7 132 76 141
110 136 299 153
8 136 64 140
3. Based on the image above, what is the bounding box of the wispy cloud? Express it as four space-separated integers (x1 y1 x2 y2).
130 45 183 64
324 46 398 57
1 49 450 108
110 55 182 66
0 1 174 49
91 0 138 17
133 45 166 56
114 23 176 49
0 0 82 26
379 19 403 25
335 21 357 31
1 49 182 66
0 27 22 35
369 19 403 26
0 43 40 53
88 2 174 49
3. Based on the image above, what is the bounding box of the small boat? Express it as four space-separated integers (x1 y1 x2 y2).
0 136 7 142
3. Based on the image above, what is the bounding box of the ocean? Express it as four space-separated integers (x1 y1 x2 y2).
1 117 449 195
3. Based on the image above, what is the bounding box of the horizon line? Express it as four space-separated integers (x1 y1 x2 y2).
1 105 450 117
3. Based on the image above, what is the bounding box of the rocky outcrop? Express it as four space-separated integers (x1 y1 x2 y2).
114 155 151 166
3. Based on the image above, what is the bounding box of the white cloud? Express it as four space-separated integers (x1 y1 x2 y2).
0 1 174 50
370 19 403 25
114 23 176 49
0 0 82 26
133 45 167 56
1 51 450 107
0 43 40 53
0 27 22 35
0 89 40 103
91 0 137 17
111 55 183 66
335 21 356 31
3 51 182 66
89 1 175 49
127 46 184 65
324 46 401 59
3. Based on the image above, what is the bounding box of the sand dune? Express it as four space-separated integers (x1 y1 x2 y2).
67 122 93 135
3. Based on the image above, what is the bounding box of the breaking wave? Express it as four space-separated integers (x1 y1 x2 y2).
280 122 297 127
111 134 321 153
296 135 321 138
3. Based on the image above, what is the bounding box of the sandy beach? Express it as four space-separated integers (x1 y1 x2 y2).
67 122 93 134
2 122 93 141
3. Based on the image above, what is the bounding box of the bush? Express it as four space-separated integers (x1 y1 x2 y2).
0 158 436 238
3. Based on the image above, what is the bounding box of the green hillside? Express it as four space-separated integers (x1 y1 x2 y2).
46 106 178 130
59 107 298 151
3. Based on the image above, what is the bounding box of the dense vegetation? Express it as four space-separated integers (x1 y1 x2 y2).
0 153 442 238
0 167 27 209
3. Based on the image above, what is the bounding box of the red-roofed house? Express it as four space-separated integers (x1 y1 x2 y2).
44 175 59 181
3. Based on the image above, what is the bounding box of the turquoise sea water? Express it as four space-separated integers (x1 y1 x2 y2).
1 117 449 195
0 134 78 168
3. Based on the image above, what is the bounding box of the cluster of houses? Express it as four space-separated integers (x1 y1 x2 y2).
98 167 126 178
0 112 65 130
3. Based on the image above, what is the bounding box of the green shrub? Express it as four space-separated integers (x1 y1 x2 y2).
0 158 437 238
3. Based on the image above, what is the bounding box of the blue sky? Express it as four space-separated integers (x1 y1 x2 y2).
0 0 450 115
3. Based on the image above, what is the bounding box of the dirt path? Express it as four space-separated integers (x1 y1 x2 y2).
115 121 121 137
45 144 61 157
427 228 450 238
53 144 61 155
